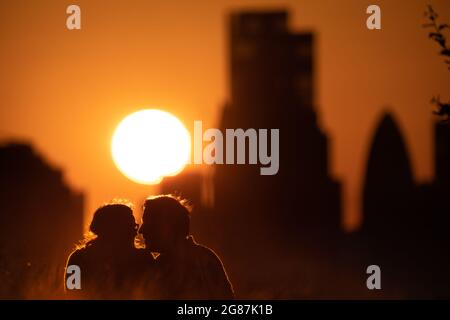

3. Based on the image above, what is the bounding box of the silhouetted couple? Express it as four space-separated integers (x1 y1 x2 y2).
64 195 234 299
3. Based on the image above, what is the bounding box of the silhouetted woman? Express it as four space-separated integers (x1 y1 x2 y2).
64 202 152 299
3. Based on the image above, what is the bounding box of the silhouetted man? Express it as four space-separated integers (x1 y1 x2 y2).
139 195 234 299
65 202 153 299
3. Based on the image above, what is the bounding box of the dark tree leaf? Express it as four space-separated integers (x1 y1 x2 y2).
438 39 447 48
440 49 450 56
429 32 444 39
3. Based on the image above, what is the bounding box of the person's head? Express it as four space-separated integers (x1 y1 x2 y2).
139 195 191 253
89 201 138 247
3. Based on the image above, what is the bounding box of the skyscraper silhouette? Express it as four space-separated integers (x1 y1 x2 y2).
202 11 341 297
428 121 450 297
362 112 416 243
434 122 450 202
359 113 450 298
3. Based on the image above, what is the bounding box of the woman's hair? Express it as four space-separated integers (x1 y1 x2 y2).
143 194 192 238
76 199 137 249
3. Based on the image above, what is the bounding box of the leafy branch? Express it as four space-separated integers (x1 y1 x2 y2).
431 96 450 122
423 5 450 69
423 5 450 122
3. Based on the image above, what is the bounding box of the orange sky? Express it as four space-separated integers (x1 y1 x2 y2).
1 0 449 231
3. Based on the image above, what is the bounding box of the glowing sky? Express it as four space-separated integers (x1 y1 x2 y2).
0 0 449 230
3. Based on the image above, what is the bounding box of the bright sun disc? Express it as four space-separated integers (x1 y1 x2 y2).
111 109 191 185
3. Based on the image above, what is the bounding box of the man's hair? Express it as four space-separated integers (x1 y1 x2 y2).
143 194 192 238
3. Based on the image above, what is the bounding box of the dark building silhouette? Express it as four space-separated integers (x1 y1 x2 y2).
434 122 450 202
428 122 450 297
216 10 340 237
359 112 423 296
362 112 417 242
357 113 450 298
433 122 450 233
0 142 83 298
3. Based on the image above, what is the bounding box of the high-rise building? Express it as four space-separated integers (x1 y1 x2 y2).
362 112 416 240
205 11 341 294
434 122 450 191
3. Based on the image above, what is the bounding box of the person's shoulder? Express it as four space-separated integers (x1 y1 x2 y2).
190 237 223 264
67 246 89 265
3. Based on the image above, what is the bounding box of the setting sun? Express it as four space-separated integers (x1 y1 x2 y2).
111 109 191 184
